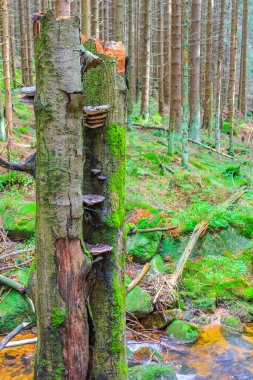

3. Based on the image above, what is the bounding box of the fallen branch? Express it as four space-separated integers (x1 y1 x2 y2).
128 226 178 236
169 187 247 287
159 162 175 174
126 263 151 294
188 138 239 161
0 154 36 176
0 274 26 294
133 123 168 132
0 322 30 352
0 258 34 272
4 337 37 348
0 248 35 261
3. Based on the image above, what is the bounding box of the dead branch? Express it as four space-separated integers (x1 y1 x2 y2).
188 138 240 161
0 248 35 261
0 322 30 352
4 337 37 348
0 154 36 176
128 226 178 236
126 263 151 294
0 274 26 294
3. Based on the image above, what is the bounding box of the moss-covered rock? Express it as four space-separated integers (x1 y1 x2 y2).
228 300 253 322
126 276 153 318
128 364 178 380
141 309 184 330
150 255 166 274
191 298 216 314
133 347 163 365
221 315 243 334
126 232 162 264
165 320 200 344
196 315 211 326
0 269 35 333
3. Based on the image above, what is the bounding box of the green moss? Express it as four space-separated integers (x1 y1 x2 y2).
166 320 200 344
106 123 126 160
221 315 243 333
191 298 216 314
51 307 67 330
125 275 153 317
128 364 178 380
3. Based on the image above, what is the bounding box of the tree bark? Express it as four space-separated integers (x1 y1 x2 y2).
18 0 30 86
127 0 134 129
158 0 164 117
163 0 171 114
168 0 182 155
83 40 127 379
2 0 13 153
238 0 248 117
91 0 99 38
228 0 238 156
81 0 91 36
115 0 124 41
140 0 151 119
8 0 16 89
55 0 70 17
26 0 34 86
34 13 91 379
202 0 213 134
189 0 201 142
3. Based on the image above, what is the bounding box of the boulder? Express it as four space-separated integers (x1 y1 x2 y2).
128 364 178 380
221 315 243 334
165 320 200 344
196 315 211 326
150 255 166 275
191 297 216 314
126 232 162 264
141 309 184 330
126 276 153 318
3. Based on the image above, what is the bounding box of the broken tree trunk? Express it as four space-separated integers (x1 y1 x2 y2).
83 40 127 379
169 187 247 287
0 274 26 294
34 12 91 380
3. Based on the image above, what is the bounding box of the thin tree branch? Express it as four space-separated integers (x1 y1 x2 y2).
126 263 151 294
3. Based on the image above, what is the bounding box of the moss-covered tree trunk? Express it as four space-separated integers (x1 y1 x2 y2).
34 12 91 379
83 40 127 380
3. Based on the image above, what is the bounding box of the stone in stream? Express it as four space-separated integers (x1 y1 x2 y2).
132 346 163 365
128 364 178 380
165 320 201 344
150 254 166 275
126 275 153 318
126 232 162 264
221 315 243 334
141 309 184 330
0 269 35 334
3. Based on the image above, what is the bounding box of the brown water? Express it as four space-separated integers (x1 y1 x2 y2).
0 324 253 379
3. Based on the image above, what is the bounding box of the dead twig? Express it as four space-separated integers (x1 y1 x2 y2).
0 322 31 352
126 263 151 294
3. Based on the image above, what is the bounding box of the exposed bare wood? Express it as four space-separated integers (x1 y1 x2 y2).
0 322 30 352
126 263 151 294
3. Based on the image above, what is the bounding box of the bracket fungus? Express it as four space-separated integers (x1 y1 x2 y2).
85 243 113 256
83 194 105 206
20 86 36 105
83 105 110 129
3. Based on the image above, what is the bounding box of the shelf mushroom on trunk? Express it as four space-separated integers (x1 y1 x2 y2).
83 105 110 129
20 86 36 104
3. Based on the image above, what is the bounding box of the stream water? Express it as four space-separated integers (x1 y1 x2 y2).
1 324 253 379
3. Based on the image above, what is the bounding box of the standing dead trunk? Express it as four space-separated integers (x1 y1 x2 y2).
2 0 13 153
168 0 182 155
140 0 151 119
228 0 238 156
18 0 30 86
238 0 248 117
189 0 201 142
83 40 127 379
34 12 91 379
81 0 91 36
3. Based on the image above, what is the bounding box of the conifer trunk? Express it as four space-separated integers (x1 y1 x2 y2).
83 40 127 380
158 0 164 117
163 0 171 114
2 0 13 152
9 0 16 89
238 0 248 117
26 0 33 86
127 0 134 129
228 0 238 156
18 0 30 86
81 0 91 36
115 0 124 41
34 12 90 379
168 0 182 155
140 0 151 119
91 0 99 38
189 0 201 142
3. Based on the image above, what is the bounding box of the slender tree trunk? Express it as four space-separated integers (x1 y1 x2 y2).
215 0 225 151
34 0 41 12
55 0 70 17
189 0 201 142
140 0 151 119
228 0 238 156
81 0 91 36
83 40 127 379
91 0 99 38
181 0 189 167
202 0 213 135
158 0 164 117
2 0 13 154
238 0 248 117
115 0 124 41
9 0 16 89
18 0 30 86
127 0 134 129
26 0 33 86
168 0 182 155
104 0 109 41
41 0 46 11
163 0 171 115
34 11 91 380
